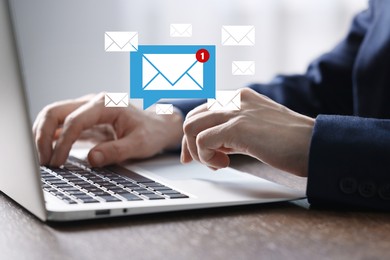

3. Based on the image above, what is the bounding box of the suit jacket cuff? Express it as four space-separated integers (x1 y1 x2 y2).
307 115 390 210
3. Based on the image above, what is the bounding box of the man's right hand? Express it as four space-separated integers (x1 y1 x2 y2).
32 93 184 167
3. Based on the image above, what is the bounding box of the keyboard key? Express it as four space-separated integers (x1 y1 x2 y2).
63 199 77 204
142 194 165 200
42 176 58 181
78 183 95 189
110 176 124 181
165 194 189 199
107 187 125 193
91 168 110 175
45 188 57 193
56 184 73 189
47 180 68 185
61 187 81 192
65 178 82 182
119 193 142 201
55 172 73 176
92 191 111 196
68 191 87 196
101 186 120 192
160 190 181 194
136 189 155 195
121 182 138 188
88 176 102 181
114 180 134 185
153 186 173 191
115 190 133 195
53 190 65 196
81 198 100 203
99 195 121 202
84 187 102 192
129 186 147 191
136 180 156 184
73 194 94 200
91 178 106 183
70 180 88 185
144 182 164 187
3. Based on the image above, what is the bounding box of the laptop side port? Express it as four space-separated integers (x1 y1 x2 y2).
95 209 110 216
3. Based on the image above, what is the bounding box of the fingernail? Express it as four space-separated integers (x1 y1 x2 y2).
91 151 104 166
180 152 185 164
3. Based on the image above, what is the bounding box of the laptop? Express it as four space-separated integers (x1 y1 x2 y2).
0 0 305 222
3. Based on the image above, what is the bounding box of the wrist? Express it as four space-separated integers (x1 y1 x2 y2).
164 107 184 151
296 116 315 177
146 105 184 151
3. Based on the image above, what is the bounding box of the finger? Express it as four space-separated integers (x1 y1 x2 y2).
180 136 193 164
32 94 95 139
87 138 130 167
196 124 232 169
183 110 229 162
33 98 90 165
185 103 207 120
50 95 117 166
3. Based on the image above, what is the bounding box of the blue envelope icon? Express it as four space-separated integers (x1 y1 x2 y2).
130 45 216 109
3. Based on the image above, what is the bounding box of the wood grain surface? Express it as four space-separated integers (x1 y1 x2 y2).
1 155 389 260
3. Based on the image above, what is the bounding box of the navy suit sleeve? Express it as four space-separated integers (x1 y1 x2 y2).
307 115 390 210
249 5 373 117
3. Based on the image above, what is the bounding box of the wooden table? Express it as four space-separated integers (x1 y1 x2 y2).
1 155 389 260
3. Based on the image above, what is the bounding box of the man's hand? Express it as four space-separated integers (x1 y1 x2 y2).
181 88 315 177
33 93 183 167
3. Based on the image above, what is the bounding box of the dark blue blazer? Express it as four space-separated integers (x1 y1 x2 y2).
172 0 390 210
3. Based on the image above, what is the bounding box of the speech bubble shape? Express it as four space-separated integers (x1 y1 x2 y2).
130 45 216 109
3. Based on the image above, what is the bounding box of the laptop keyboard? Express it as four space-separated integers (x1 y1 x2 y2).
40 156 189 204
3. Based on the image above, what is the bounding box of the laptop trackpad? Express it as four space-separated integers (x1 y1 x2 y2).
129 155 305 200
130 155 241 180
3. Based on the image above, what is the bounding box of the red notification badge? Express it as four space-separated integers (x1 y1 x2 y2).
196 49 210 63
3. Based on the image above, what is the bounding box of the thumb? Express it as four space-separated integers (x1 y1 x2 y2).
88 138 134 167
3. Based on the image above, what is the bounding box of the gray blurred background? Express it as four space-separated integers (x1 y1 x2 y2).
10 0 367 119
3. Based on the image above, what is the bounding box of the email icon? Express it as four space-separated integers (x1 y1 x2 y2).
156 104 174 115
207 90 241 111
232 61 255 75
221 26 255 46
130 45 216 109
142 53 203 91
170 24 192 37
105 31 138 52
104 93 129 107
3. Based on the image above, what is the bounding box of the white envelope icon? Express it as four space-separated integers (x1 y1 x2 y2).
142 54 203 91
232 61 255 75
207 90 241 111
104 93 129 107
105 31 138 52
221 26 255 46
170 24 192 37
156 104 174 115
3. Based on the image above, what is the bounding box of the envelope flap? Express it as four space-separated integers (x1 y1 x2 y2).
144 54 197 84
159 104 173 111
172 24 191 34
223 26 254 42
105 32 136 48
216 91 240 106
233 61 254 72
106 93 127 104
